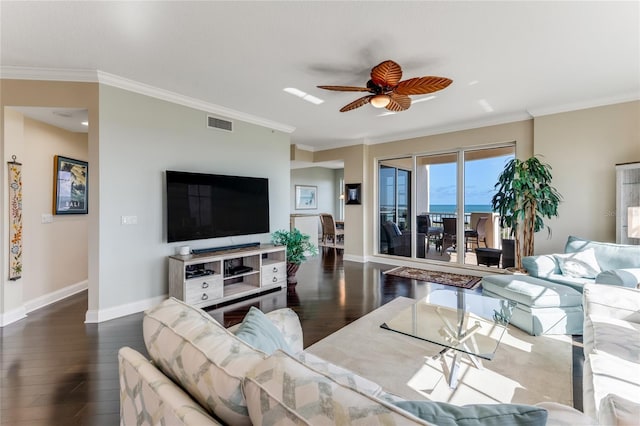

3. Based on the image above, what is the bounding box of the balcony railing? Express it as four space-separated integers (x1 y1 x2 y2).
380 210 473 230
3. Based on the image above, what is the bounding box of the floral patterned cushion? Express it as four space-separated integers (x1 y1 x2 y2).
244 350 434 425
143 297 267 426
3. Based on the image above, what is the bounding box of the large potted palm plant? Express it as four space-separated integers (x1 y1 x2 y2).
271 228 318 285
491 156 562 271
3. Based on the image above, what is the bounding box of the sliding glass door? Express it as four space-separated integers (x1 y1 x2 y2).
379 158 412 257
378 145 515 266
416 153 459 260
461 147 515 265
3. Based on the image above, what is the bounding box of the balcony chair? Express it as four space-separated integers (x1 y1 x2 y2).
465 216 488 250
381 221 425 258
417 214 443 253
440 217 457 255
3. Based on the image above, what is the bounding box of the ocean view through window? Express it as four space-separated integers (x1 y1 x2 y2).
430 204 493 213
377 144 515 265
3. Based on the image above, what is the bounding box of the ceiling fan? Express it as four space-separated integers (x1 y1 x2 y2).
317 60 452 112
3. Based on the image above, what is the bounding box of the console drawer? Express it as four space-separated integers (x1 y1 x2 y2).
261 262 286 285
185 276 223 304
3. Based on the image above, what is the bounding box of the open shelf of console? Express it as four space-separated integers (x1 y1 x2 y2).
168 244 286 309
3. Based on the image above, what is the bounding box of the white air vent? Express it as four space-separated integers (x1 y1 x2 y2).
207 115 233 132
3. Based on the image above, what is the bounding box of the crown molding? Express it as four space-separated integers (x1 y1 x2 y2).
0 66 295 134
527 92 640 117
292 143 316 152
310 112 533 152
0 66 97 82
96 71 295 134
366 111 533 146
311 93 640 152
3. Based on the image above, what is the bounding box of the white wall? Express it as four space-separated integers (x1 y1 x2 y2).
95 85 290 313
22 117 88 306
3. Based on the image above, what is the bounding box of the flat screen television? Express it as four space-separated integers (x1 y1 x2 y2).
166 170 270 243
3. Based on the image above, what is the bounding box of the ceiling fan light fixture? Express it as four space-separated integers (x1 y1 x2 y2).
370 94 391 108
317 60 452 113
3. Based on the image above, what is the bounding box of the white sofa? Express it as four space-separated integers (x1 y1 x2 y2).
582 284 640 424
119 297 596 425
522 236 640 293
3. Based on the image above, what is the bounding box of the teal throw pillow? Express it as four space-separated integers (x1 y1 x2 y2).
234 306 292 355
393 400 548 426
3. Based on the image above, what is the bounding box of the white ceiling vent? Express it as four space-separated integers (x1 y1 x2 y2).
207 115 233 132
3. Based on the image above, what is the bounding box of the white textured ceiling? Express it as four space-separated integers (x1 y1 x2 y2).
1 1 639 150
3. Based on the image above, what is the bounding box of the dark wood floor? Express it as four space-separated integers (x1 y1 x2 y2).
0 249 583 425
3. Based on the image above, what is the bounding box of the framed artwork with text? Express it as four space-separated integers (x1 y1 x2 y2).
53 155 88 215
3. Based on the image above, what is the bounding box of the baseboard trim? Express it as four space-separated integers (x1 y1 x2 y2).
85 294 167 323
24 281 88 314
343 254 366 263
0 306 27 327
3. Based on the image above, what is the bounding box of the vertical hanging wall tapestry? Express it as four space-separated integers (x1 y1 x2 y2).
8 156 23 280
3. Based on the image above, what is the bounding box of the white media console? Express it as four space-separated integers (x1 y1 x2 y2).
168 244 287 309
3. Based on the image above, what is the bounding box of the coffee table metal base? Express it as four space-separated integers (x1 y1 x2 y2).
431 304 485 388
432 346 483 389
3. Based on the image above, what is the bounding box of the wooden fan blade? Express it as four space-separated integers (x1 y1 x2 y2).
370 60 403 87
317 85 372 92
386 93 411 112
339 95 372 112
394 76 453 95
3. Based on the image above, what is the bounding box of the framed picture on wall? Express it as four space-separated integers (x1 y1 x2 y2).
345 183 361 205
295 185 317 209
53 155 88 214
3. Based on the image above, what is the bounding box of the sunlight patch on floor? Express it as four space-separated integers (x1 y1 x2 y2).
406 354 523 404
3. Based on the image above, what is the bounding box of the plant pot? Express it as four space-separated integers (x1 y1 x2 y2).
501 238 515 269
286 262 301 285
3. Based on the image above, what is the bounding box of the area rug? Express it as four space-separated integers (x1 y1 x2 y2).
384 266 482 289
306 296 573 406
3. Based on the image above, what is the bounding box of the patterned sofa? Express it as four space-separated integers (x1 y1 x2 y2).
119 297 595 425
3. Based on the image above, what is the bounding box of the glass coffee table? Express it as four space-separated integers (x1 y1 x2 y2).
381 288 515 389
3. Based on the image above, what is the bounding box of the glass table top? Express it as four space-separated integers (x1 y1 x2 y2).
381 288 516 360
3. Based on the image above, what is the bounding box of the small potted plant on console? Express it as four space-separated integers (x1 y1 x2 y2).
271 228 318 285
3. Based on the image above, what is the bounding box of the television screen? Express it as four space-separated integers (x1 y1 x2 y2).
166 170 270 243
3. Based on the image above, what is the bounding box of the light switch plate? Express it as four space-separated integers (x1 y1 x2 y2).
41 213 54 224
121 215 138 225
